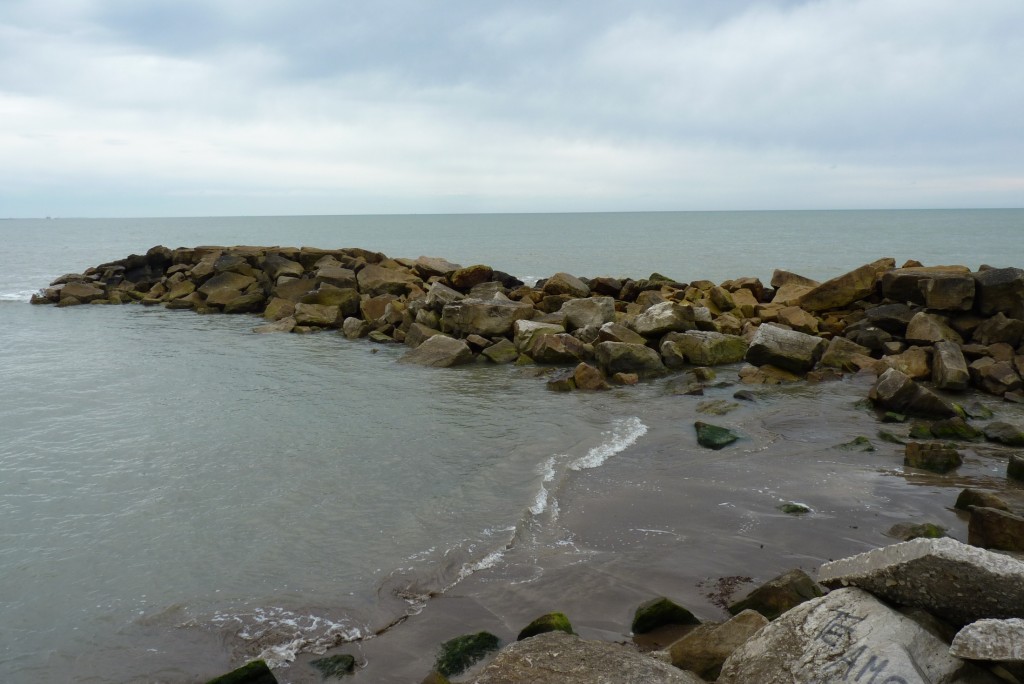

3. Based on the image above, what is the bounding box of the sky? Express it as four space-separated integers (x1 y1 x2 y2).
1 0 1022 217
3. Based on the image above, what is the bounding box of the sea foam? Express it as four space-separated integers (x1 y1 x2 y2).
570 416 647 471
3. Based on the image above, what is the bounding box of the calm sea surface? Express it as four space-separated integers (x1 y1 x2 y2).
1 210 1022 683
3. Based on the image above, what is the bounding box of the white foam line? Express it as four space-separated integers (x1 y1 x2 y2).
570 417 647 471
0 290 36 302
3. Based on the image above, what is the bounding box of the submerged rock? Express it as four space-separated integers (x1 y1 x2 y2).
744 324 826 374
631 597 700 635
694 421 740 449
398 335 474 368
205 660 278 684
434 632 500 678
310 654 356 678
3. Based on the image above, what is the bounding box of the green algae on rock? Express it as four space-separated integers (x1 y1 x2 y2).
434 631 500 677
631 596 701 635
517 612 573 641
695 421 740 449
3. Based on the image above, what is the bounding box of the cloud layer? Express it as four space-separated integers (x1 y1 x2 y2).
2 0 1022 216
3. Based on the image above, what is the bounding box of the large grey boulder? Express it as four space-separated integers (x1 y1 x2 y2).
744 324 826 374
425 282 464 311
472 631 702 684
818 336 872 372
594 341 666 377
442 296 535 337
881 266 972 305
974 267 1024 319
356 263 422 296
397 334 473 367
596 322 648 345
630 302 697 337
933 340 970 390
660 330 748 368
951 618 1024 662
717 587 997 684
920 273 975 311
541 272 590 298
514 320 566 352
59 281 106 304
525 333 587 364
869 367 959 418
560 296 615 330
261 254 304 280
818 538 1024 626
906 312 963 345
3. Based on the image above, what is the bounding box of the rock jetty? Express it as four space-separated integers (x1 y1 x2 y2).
32 247 1024 406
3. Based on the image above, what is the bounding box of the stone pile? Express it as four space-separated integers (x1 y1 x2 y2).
33 247 1024 403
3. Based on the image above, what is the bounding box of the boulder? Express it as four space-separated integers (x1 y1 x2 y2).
513 320 566 352
293 303 341 328
223 292 266 314
517 612 574 641
973 312 1024 347
906 312 963 345
630 302 697 337
776 306 818 334
560 297 615 330
589 276 623 298
449 264 493 291
310 654 356 679
164 280 196 301
797 258 894 312
58 281 106 304
865 303 916 335
434 631 499 678
594 342 666 378
205 659 278 684
968 507 1024 553
252 317 295 334
203 286 244 308
442 297 535 337
473 631 702 684
301 285 360 316
271 277 316 302
341 317 369 339
744 324 826 374
541 272 590 298
481 339 519 364
950 618 1024 663
881 266 972 305
982 421 1024 446
974 267 1024 319
770 269 819 289
668 610 768 680
660 331 748 368
904 442 962 473
1009 454 1024 482
404 322 442 348
818 537 1024 626
425 282 465 311
717 587 997 684
977 360 1022 395
596 322 648 346
572 363 609 391
933 340 970 390
631 597 700 635
261 254 304 280
727 569 824 621
694 422 740 449
738 364 801 384
398 334 474 368
818 336 872 372
920 273 975 311
729 287 759 317
868 368 959 419
356 263 421 296
770 283 816 307
198 271 255 297
525 333 587 364
880 346 931 380
413 255 462 279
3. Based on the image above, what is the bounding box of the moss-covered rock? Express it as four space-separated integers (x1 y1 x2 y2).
877 430 905 445
904 442 962 473
727 568 824 621
778 502 811 514
908 421 933 439
695 421 740 449
630 596 701 634
888 522 948 541
517 612 573 641
434 631 500 677
983 421 1024 446
929 417 983 441
310 654 355 678
205 660 277 684
833 436 875 452
420 672 452 684
882 411 907 423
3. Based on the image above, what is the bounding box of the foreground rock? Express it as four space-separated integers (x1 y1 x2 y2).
950 618 1024 662
869 368 959 419
817 538 1024 626
471 631 702 684
668 609 768 680
398 335 474 367
717 587 998 684
726 568 824 621
744 324 826 374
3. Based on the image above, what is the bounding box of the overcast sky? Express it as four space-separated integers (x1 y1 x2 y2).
1 0 1022 217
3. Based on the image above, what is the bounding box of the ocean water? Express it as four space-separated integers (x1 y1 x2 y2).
1 210 1022 683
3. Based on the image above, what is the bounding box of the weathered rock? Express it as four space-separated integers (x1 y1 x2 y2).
413 255 462 279
545 370 576 392
261 254 304 280
771 269 819 289
771 282 816 307
694 422 740 450
744 324 826 374
776 306 818 334
572 362 609 391
954 488 1021 514
932 339 970 390
738 363 801 384
526 333 587 364
301 285 360 316
631 597 700 635
869 368 959 418
198 271 256 297
223 292 266 314
982 421 1024 446
449 264 493 291
906 312 963 345
818 537 1024 626
660 330 748 368
880 346 932 380
596 322 648 346
560 296 615 330
434 631 499 678
313 265 357 290
968 507 1024 553
951 618 1024 663
473 631 702 684
57 281 106 304
203 286 244 308
205 659 278 684
1009 454 1024 482
798 258 894 312
425 282 464 311
717 587 997 684
164 279 196 301
481 338 518 364
517 612 574 641
920 273 975 311
668 610 768 679
341 316 369 339
974 267 1024 319
252 317 295 334
865 303 916 335
594 342 666 378
293 303 341 328
881 266 972 305
404 322 442 348
271 276 316 302
513 320 566 352
542 272 590 298
904 442 962 473
630 302 697 337
888 522 947 541
356 263 421 296
818 336 872 372
310 654 356 678
973 313 1024 347
398 334 473 367
727 569 824 621
442 297 535 337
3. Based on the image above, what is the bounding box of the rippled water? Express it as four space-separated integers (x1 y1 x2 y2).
1 210 1022 683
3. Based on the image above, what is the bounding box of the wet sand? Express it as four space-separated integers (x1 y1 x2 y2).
272 370 1022 683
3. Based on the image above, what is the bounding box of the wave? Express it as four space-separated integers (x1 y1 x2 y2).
569 416 648 470
0 290 36 302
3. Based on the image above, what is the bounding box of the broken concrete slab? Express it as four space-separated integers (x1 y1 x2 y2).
950 618 1024 662
818 538 1024 626
717 587 997 684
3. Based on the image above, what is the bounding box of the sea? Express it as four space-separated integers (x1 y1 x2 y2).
1 210 1022 683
